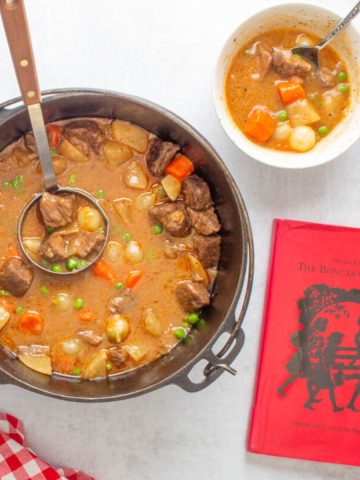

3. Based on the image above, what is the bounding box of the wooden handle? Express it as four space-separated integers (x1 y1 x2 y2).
0 0 41 105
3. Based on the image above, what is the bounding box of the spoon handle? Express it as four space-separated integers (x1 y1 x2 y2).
318 0 360 48
0 0 57 191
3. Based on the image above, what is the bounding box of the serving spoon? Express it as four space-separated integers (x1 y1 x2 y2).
291 0 360 69
0 0 109 276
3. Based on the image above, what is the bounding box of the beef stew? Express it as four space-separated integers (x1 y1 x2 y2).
225 28 351 152
0 118 221 379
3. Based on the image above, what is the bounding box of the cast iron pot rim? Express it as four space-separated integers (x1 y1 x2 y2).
0 88 253 401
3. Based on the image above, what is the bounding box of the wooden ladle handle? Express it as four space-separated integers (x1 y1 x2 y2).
0 0 41 106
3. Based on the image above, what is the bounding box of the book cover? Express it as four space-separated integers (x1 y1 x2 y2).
248 219 360 467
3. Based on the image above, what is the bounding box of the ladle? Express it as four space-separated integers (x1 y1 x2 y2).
0 0 109 275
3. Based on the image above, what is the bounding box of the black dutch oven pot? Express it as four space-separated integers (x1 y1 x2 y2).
0 89 254 401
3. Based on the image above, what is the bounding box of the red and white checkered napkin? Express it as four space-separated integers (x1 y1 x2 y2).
0 413 95 480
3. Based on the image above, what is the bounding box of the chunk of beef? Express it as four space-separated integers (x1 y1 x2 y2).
175 280 210 311
188 207 220 236
146 137 180 176
39 232 68 262
182 174 213 210
193 235 221 268
78 331 103 346
64 120 106 155
39 192 75 228
272 47 312 77
0 257 33 297
107 346 128 367
108 289 136 314
255 42 272 80
68 231 105 259
40 231 104 262
149 201 192 237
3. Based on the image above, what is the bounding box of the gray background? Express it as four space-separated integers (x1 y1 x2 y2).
1 0 360 478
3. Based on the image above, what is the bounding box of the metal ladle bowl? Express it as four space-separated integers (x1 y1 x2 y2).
17 187 110 276
0 0 109 275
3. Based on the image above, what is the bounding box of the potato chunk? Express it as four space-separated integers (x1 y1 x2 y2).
17 345 52 375
161 174 181 201
287 99 320 127
58 139 89 163
103 141 133 168
123 344 149 362
82 350 107 379
144 309 162 337
111 120 149 153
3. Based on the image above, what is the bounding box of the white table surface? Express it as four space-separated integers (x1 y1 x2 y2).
1 0 360 478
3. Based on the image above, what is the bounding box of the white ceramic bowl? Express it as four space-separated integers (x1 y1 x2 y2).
213 3 360 169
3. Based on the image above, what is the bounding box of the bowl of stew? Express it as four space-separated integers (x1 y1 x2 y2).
213 3 360 168
0 89 253 401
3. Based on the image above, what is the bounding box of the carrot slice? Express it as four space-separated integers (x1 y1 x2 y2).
244 107 277 142
78 308 95 323
125 270 144 288
92 260 116 283
18 311 44 335
276 81 306 105
46 124 61 147
164 155 195 180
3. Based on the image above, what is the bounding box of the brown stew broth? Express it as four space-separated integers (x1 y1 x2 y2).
225 28 350 151
0 118 202 376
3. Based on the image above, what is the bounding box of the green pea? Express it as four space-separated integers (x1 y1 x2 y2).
183 335 192 346
338 71 347 82
0 289 10 297
174 328 186 340
72 368 81 376
187 312 200 324
106 363 113 372
46 226 56 234
66 257 79 271
338 83 349 94
73 298 84 310
2 181 10 188
122 232 132 242
15 175 24 184
68 173 77 185
12 179 20 189
49 147 56 156
39 285 48 295
79 259 88 268
181 321 190 328
151 224 163 235
96 189 105 199
16 306 24 315
196 319 206 329
277 111 288 122
318 126 329 136
50 264 62 273
115 282 124 290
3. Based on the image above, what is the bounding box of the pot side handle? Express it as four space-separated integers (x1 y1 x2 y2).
172 203 254 392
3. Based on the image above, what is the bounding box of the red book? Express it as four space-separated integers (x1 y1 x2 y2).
248 219 360 467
